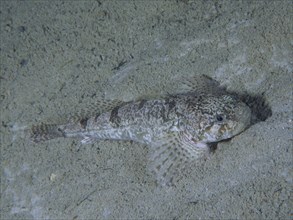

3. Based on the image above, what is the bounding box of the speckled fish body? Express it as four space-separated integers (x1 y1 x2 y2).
57 94 250 145
29 75 252 185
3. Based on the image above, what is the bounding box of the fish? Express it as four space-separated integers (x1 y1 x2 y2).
28 75 252 186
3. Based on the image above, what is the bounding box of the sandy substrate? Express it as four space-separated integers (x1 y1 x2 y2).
1 1 292 219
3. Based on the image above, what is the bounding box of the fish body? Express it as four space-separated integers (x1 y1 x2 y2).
29 76 251 185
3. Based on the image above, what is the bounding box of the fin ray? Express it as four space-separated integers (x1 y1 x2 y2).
29 123 64 143
148 132 209 186
68 99 124 122
173 74 227 96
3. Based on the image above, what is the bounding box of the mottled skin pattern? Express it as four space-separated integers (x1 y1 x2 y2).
60 93 250 147
29 76 252 186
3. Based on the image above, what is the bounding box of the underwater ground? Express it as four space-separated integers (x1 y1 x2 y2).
1 1 292 219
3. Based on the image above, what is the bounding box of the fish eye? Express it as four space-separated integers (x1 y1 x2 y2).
216 115 223 122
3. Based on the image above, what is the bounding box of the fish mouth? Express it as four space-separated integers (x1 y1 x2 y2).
200 102 252 143
217 102 251 140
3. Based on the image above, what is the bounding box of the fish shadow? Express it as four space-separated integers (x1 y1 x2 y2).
236 91 272 125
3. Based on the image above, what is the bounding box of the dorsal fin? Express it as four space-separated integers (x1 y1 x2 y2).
173 74 227 96
68 99 125 122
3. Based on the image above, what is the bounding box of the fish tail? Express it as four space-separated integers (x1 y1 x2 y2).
29 123 65 143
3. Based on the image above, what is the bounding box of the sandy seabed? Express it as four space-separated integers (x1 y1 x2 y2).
1 1 292 219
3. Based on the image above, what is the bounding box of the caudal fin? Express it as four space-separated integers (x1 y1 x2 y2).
29 123 65 143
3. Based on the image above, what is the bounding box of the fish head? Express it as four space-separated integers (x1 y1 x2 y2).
196 94 251 143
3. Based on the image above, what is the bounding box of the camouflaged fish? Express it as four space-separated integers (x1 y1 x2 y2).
28 75 251 186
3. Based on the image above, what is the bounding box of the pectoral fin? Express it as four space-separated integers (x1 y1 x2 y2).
148 132 209 186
